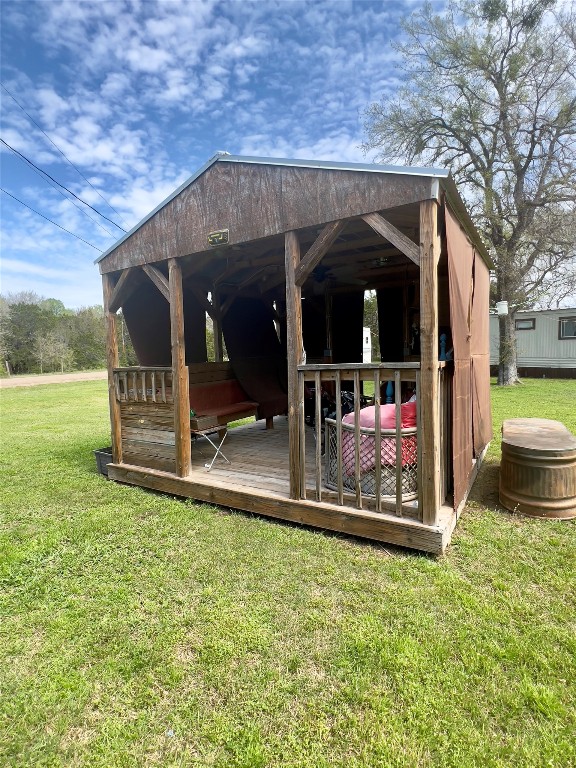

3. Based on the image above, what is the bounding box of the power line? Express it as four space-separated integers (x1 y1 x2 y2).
0 137 126 234
1 187 101 251
1 138 117 238
0 81 129 228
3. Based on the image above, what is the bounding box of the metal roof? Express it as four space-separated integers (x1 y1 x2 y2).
95 153 489 265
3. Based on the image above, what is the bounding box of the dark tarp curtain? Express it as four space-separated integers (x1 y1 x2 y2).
123 277 208 366
470 252 493 453
123 280 172 366
302 291 365 364
221 296 288 419
377 287 404 361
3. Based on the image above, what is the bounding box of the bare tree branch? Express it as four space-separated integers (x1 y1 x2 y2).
363 0 576 383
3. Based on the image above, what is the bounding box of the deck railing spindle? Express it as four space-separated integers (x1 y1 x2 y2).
298 371 306 499
416 369 422 521
353 370 362 510
314 370 322 502
394 369 403 516
374 369 382 513
335 372 343 506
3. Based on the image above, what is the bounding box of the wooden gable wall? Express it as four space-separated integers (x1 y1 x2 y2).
99 162 437 274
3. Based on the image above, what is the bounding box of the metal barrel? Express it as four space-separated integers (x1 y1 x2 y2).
499 418 576 519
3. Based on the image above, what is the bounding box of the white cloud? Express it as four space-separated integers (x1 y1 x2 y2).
1 0 427 308
100 72 131 99
125 44 173 74
1 257 80 281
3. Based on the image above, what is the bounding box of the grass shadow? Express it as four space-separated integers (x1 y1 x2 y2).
468 458 501 509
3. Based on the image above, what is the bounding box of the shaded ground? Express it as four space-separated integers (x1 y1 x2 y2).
0 370 107 388
468 456 502 511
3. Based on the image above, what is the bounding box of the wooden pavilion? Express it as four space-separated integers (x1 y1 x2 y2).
96 154 492 554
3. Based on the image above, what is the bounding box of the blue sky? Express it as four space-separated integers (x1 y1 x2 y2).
1 0 437 308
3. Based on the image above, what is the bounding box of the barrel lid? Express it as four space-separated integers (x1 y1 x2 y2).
502 418 576 452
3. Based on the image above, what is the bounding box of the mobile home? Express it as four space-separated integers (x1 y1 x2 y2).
490 309 576 378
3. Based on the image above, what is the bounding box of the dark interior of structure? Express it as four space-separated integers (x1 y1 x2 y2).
121 204 452 394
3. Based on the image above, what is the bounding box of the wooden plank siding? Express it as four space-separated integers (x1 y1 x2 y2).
119 401 176 473
99 163 436 274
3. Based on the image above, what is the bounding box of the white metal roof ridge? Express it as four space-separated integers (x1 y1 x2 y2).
218 154 450 178
95 153 452 264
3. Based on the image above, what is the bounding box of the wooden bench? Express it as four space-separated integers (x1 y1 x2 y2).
188 362 258 431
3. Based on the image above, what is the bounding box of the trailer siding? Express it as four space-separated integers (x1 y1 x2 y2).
490 309 576 373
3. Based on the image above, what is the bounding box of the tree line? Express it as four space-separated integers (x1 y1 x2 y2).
0 292 137 375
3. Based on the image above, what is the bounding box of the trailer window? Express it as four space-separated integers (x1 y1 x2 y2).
515 318 535 330
559 317 576 340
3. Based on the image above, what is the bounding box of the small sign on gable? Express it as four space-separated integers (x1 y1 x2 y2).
207 229 229 247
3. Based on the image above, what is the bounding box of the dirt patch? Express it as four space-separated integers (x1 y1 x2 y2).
0 370 107 388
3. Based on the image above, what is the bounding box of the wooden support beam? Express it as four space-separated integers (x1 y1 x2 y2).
181 253 214 279
261 271 287 295
214 262 245 286
258 266 282 294
143 264 170 302
237 266 267 291
362 212 420 266
189 284 215 320
168 258 191 477
102 274 123 464
108 268 137 314
419 199 441 525
294 219 346 286
285 230 303 499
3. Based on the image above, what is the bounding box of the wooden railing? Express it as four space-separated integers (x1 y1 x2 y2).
112 366 177 473
297 362 452 520
113 367 173 403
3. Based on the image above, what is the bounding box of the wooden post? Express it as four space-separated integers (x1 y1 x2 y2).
102 273 122 464
168 258 191 477
419 199 441 525
285 230 303 499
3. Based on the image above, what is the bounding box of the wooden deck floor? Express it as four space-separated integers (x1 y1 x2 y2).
191 417 294 495
191 416 422 518
108 416 457 554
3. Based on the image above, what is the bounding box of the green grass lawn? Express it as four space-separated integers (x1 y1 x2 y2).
1 379 575 767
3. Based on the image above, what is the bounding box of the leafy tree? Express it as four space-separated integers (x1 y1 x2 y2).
363 0 576 384
32 332 51 374
39 298 69 317
0 296 10 372
34 330 75 373
116 312 138 367
4 301 57 373
66 306 107 370
2 294 111 374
